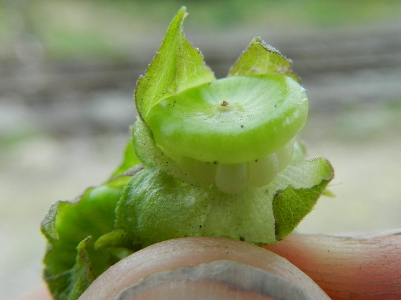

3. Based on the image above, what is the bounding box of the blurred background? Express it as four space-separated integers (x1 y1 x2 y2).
1 0 401 298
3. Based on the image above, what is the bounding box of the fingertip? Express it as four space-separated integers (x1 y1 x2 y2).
80 237 329 300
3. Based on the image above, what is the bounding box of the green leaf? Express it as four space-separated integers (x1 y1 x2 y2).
228 37 301 83
41 177 131 300
271 158 334 240
135 6 215 120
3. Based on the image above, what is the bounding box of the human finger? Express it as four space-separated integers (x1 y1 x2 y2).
264 230 401 299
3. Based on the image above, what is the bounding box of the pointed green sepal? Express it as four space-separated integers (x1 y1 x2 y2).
135 6 215 120
228 37 300 83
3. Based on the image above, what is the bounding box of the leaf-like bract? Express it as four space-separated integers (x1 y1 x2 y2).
42 176 133 299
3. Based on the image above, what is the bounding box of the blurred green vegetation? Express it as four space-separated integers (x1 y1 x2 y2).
1 0 401 61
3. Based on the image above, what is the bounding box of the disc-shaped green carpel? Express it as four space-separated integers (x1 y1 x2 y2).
146 75 308 164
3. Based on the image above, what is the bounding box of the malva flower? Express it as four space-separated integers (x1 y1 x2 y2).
41 7 333 300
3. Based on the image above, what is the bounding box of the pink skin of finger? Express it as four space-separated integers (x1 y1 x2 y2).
264 230 401 300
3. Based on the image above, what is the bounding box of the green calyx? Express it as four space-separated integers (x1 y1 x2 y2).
114 157 333 248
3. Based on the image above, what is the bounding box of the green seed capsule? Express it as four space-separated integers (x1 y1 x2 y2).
147 75 307 164
145 75 308 192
